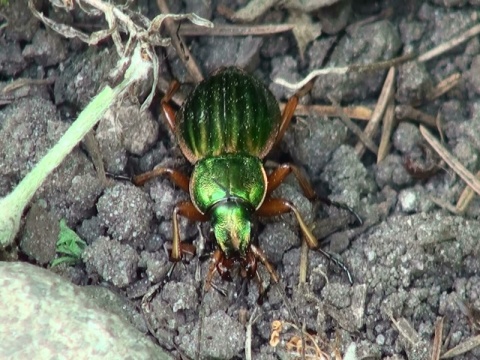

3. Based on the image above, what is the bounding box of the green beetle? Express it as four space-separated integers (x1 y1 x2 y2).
135 67 352 290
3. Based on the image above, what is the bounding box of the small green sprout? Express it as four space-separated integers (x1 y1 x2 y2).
51 219 87 267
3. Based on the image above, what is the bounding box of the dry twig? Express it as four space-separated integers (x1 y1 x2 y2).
355 67 395 158
156 0 204 83
418 23 480 63
282 104 373 121
274 53 413 91
441 335 480 358
328 95 378 155
426 73 462 102
431 317 444 360
377 96 395 163
420 126 480 197
179 23 294 36
456 170 480 214
395 105 437 128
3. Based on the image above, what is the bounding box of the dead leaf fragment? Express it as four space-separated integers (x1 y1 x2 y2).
288 10 322 57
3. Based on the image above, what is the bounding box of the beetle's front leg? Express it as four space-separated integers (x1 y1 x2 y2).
170 201 208 261
257 198 353 284
266 163 362 225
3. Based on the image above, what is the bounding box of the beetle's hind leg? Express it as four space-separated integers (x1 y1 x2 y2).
133 166 190 191
274 94 299 147
256 198 353 284
161 80 181 132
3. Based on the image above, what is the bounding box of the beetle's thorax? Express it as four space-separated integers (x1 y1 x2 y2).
189 154 267 257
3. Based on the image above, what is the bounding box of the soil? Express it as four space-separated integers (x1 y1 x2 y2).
1 0 480 359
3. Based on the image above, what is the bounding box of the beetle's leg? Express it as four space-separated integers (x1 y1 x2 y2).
171 201 208 261
266 163 315 199
274 94 299 146
161 80 181 132
250 244 279 283
257 198 353 284
133 167 190 192
266 164 362 225
205 249 223 291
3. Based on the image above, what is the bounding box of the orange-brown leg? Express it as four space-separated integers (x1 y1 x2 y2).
205 249 223 291
274 94 299 147
267 164 362 225
133 167 190 192
161 80 181 132
266 163 315 199
257 198 353 284
170 201 209 261
250 244 279 283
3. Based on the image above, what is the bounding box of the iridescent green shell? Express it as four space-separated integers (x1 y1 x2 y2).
190 154 267 214
176 67 281 163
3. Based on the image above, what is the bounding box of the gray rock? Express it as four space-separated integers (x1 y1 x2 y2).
95 104 159 173
97 183 153 248
0 262 172 359
395 62 433 104
22 29 67 67
392 122 422 154
193 36 263 74
0 42 26 76
83 236 139 287
283 117 348 176
20 203 59 265
54 48 118 108
176 310 245 359
321 145 376 209
466 55 480 96
259 222 299 264
312 20 402 102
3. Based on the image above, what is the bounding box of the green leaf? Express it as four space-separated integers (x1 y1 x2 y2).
50 219 86 267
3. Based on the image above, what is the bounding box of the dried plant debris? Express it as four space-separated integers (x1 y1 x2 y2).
226 0 343 22
221 0 347 56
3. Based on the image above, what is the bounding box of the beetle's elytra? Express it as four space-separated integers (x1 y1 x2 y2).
134 67 352 293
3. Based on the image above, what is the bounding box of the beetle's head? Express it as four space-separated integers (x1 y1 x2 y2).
210 199 253 258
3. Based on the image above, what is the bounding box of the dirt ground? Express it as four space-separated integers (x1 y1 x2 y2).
1 0 480 359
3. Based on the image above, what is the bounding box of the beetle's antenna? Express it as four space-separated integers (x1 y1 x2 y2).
316 247 353 285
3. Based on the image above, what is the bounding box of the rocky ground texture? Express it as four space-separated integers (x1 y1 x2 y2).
1 0 480 359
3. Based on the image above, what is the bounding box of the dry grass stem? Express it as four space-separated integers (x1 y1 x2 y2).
157 0 204 83
355 67 395 158
217 0 277 22
418 23 480 63
389 315 420 346
299 237 309 284
429 196 459 215
420 125 480 197
275 53 413 91
281 104 373 120
179 23 294 36
426 73 462 102
455 170 480 214
377 96 395 163
431 317 444 360
245 307 260 360
2 78 56 93
395 105 437 128
441 335 480 358
328 95 379 155
346 7 393 34
83 131 108 186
